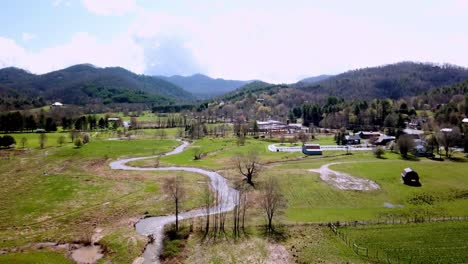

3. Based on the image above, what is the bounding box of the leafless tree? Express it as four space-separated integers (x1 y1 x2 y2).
39 133 47 149
261 176 286 233
202 184 212 238
21 137 28 148
156 129 167 140
232 183 250 237
163 175 185 232
233 150 261 186
297 131 309 144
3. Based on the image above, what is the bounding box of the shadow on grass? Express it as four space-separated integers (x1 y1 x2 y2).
399 155 420 161
448 157 468 162
259 224 288 242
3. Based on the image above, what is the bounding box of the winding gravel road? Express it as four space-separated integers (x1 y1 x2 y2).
109 140 238 264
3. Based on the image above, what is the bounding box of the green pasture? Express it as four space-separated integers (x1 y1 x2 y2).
263 151 468 222
0 251 72 264
339 221 468 263
0 137 209 262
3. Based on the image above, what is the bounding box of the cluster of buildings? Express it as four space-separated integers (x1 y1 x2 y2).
256 119 306 134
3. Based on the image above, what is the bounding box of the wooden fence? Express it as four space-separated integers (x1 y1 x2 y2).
329 216 468 264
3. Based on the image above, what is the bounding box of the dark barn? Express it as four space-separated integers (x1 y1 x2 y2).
401 168 421 186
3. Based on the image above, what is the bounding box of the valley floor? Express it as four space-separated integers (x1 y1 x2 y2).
1 130 467 263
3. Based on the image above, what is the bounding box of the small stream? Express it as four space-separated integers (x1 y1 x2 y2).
109 140 238 264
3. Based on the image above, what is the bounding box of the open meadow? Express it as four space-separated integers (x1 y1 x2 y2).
1 131 467 264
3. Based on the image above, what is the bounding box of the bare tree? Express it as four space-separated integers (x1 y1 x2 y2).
261 177 286 233
156 129 167 140
202 184 212 238
233 150 261 186
232 183 250 237
436 127 461 158
39 133 47 149
297 131 309 144
163 175 185 232
21 137 28 148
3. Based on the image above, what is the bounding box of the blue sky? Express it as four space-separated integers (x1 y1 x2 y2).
1 0 468 82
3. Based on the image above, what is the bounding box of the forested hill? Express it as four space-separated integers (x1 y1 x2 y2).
158 74 251 98
0 64 195 109
214 81 288 102
292 62 468 99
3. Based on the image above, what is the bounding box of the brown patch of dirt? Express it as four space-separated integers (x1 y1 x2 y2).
267 243 290 264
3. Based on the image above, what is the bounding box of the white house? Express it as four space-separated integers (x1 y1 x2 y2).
51 102 63 107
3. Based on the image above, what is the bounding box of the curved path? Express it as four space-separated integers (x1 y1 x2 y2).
309 162 380 191
109 140 238 264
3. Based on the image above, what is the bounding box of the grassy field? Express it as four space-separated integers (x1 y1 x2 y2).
0 251 73 264
0 136 209 263
1 130 467 263
339 221 468 263
266 151 468 222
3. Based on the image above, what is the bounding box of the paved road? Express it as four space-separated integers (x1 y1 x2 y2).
109 140 238 264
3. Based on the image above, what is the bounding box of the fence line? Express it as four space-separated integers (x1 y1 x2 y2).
328 215 468 264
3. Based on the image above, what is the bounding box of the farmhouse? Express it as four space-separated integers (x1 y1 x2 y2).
302 144 322 155
343 134 361 145
357 131 381 139
374 135 395 145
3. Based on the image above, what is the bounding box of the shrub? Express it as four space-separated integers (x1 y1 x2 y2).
373 146 385 158
82 133 91 144
74 138 83 148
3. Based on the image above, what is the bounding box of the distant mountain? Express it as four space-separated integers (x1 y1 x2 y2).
0 64 194 109
292 62 468 99
214 81 288 102
299 74 332 84
158 74 251 98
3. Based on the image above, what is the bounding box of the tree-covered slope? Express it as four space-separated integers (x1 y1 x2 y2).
0 64 195 108
293 62 468 99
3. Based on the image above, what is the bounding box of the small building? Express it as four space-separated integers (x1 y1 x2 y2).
256 98 265 103
462 118 468 124
401 168 421 186
374 135 395 145
343 135 361 145
302 144 322 155
357 131 381 139
51 102 63 107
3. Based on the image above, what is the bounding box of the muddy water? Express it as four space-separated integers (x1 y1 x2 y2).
109 140 238 264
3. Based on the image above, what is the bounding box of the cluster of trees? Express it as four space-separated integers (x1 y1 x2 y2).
0 112 57 132
163 150 285 237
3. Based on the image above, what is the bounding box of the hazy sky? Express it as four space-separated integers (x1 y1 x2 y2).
1 0 467 82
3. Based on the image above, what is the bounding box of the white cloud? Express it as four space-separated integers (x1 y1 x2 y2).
81 0 136 15
0 32 145 74
22 32 36 42
52 0 63 6
3 1 468 82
